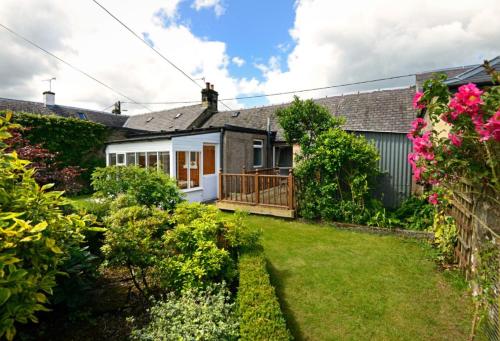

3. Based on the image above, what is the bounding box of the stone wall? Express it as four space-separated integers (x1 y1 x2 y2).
222 130 269 173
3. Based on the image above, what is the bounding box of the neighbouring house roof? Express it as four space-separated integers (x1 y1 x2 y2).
415 64 478 90
445 56 500 87
203 87 418 141
0 97 128 128
123 104 208 132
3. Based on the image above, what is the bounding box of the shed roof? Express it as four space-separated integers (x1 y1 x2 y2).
203 87 418 141
0 97 128 127
445 56 500 87
123 104 207 132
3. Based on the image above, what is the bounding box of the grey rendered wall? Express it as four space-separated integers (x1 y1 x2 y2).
358 132 413 208
223 130 269 173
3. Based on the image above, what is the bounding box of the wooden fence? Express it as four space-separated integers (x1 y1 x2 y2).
449 181 500 340
218 169 294 210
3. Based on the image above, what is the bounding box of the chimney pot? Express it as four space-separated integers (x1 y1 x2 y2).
43 91 55 106
210 84 214 90
206 82 210 89
201 81 218 112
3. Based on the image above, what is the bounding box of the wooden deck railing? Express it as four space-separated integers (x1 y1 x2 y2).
218 169 294 209
242 167 279 175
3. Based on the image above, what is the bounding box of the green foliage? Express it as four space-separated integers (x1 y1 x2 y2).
102 203 171 296
432 211 458 264
276 96 344 154
92 165 183 211
0 113 89 340
10 112 109 192
393 195 435 230
237 247 292 341
158 203 260 291
130 283 239 341
293 127 380 222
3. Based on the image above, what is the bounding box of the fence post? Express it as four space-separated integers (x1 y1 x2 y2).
288 169 293 210
218 168 223 200
242 167 247 194
254 169 259 205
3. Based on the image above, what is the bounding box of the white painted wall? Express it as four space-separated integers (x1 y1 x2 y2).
105 132 220 203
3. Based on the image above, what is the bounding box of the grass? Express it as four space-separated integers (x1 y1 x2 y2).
242 214 475 341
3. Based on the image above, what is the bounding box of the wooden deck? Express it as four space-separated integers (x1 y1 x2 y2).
217 168 295 218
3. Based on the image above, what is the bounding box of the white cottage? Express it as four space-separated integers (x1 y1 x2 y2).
106 128 221 202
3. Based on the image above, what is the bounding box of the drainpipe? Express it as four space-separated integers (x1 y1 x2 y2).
219 127 225 172
266 117 272 168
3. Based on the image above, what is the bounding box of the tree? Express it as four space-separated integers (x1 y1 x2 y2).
276 96 344 157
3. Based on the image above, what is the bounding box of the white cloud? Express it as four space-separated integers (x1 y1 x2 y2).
192 0 225 17
232 56 245 67
0 0 241 114
257 0 500 105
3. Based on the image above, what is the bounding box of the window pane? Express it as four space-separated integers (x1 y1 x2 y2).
138 152 146 167
117 154 125 165
190 152 200 187
253 139 263 147
176 151 188 189
253 147 262 167
203 145 215 175
126 153 136 165
109 153 116 166
159 152 170 175
147 152 158 169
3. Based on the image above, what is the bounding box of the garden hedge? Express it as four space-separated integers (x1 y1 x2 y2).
237 247 292 341
11 112 109 191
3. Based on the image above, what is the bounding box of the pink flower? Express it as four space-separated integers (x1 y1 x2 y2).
428 193 439 205
448 132 463 147
411 117 427 131
456 83 483 107
413 92 425 110
484 111 500 142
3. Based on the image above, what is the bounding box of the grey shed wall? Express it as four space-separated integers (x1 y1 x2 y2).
358 131 413 208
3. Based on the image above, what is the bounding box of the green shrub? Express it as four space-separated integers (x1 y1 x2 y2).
237 247 292 341
432 211 457 264
102 204 171 296
130 283 239 341
92 166 183 211
157 203 260 291
394 195 435 230
0 113 89 340
11 112 109 193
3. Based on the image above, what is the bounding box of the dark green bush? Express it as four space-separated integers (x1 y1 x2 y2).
394 195 435 230
130 283 239 341
11 112 108 192
92 166 183 211
237 247 292 341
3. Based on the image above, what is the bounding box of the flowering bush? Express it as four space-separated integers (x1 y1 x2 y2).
408 66 500 205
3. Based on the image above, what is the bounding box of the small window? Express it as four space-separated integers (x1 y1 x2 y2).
253 139 263 167
77 112 87 120
231 111 240 117
116 154 125 166
126 153 136 165
146 117 154 123
159 152 170 175
108 153 116 166
174 113 183 119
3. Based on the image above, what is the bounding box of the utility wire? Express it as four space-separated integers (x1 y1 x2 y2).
101 103 116 111
0 23 152 112
91 0 233 111
122 73 415 106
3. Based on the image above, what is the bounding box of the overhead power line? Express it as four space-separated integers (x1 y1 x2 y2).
91 0 233 111
0 24 151 112
122 73 415 106
0 23 152 112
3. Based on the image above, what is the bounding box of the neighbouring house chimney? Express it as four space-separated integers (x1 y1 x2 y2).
201 82 218 112
43 91 55 106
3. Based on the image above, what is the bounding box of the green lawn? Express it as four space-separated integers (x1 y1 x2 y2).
242 215 474 341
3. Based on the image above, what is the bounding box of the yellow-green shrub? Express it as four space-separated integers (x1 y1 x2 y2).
0 112 88 340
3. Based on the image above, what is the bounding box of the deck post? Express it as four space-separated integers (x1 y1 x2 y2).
242 167 247 194
287 169 293 209
218 168 223 200
254 170 259 205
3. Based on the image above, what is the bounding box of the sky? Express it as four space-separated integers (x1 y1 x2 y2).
0 0 499 115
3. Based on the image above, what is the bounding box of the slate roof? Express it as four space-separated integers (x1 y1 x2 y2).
203 87 418 141
416 65 478 90
123 104 207 132
445 56 500 87
0 97 128 128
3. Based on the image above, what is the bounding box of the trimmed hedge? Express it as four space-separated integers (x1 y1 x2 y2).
237 247 292 341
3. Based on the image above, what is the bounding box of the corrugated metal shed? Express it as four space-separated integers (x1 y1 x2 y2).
358 131 413 208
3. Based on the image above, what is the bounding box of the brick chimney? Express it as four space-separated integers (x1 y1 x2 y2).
43 91 55 106
201 82 218 112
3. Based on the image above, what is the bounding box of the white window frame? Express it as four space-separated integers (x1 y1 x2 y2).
177 150 201 190
253 139 263 168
